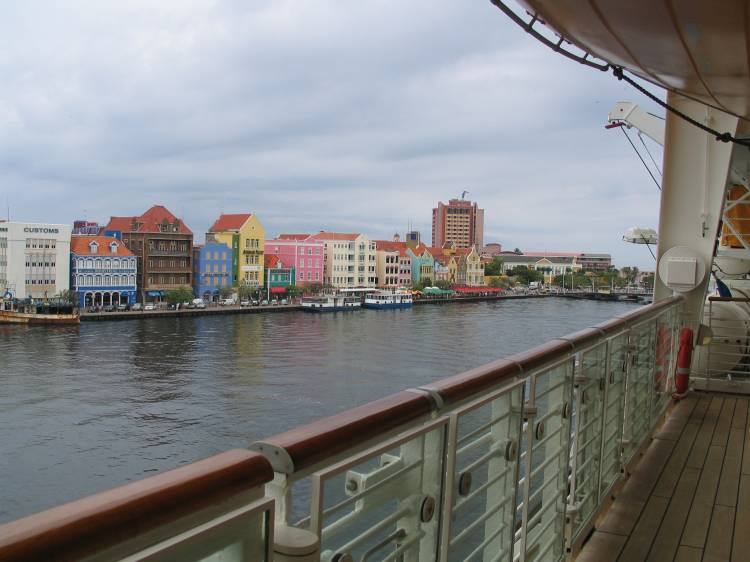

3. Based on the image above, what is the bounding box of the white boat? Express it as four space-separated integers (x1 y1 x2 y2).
362 290 413 310
300 294 362 313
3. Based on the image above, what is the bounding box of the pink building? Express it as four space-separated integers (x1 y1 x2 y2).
266 234 325 286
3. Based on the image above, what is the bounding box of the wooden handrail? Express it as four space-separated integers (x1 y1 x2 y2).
708 296 750 303
0 450 273 562
251 391 433 473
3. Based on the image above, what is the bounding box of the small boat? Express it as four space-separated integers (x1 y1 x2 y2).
362 290 413 310
301 294 362 313
0 299 80 325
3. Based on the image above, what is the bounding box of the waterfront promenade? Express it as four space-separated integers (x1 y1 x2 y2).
78 291 633 321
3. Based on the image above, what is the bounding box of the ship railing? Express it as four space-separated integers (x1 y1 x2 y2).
690 295 750 394
0 450 276 562
0 296 684 561
249 295 683 561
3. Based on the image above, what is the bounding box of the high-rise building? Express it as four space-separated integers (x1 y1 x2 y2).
431 198 484 249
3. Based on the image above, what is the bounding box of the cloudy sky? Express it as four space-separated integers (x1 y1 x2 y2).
0 0 665 268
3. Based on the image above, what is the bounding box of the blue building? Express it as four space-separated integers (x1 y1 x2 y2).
70 236 138 308
192 240 233 301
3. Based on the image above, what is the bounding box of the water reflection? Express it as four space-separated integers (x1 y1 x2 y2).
0 299 637 523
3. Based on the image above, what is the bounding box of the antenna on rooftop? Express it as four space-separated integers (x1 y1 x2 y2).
460 190 469 200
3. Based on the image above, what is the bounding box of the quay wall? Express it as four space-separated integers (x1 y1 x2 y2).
80 292 646 322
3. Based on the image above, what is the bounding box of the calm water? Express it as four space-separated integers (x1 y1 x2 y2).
0 298 635 523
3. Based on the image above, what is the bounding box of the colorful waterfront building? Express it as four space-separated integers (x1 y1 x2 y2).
70 235 137 308
192 239 233 301
374 239 406 288
455 247 485 286
208 214 265 289
264 255 295 298
266 235 325 286
310 232 377 288
103 205 193 302
407 244 435 286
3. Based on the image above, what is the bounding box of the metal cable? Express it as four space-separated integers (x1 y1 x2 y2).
637 132 662 177
612 66 750 147
621 127 662 191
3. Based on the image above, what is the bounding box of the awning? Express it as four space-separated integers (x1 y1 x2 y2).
147 291 164 297
269 286 287 294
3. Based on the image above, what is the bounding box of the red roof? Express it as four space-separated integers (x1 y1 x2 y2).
209 213 252 232
454 286 501 293
374 240 407 252
102 205 192 235
310 232 359 241
277 233 311 241
71 236 134 256
265 254 281 268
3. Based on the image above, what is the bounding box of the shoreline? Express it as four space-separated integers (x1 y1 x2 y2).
79 292 646 322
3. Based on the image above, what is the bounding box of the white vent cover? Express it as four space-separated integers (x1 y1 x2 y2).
657 246 707 292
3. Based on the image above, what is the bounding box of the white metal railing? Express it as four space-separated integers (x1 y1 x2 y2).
691 296 750 394
0 297 684 562
251 296 683 562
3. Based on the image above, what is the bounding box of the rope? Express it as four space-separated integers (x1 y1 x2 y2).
638 132 662 177
621 127 662 191
612 66 750 147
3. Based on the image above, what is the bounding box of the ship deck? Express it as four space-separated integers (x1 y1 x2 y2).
578 391 750 562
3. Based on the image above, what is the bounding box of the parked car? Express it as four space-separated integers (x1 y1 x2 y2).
271 299 279 306
103 305 115 312
131 303 143 311
116 304 128 311
240 300 250 307
280 299 288 305
195 300 206 309
144 303 156 311
251 299 260 306
260 299 268 306
220 298 235 306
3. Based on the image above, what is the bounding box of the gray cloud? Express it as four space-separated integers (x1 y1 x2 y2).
0 0 664 268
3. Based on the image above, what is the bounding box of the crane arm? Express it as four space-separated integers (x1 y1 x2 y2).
608 101 665 146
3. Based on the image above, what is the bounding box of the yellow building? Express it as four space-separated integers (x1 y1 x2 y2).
208 213 265 288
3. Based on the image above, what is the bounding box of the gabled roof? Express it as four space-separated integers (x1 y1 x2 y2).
374 240 407 252
102 205 192 235
408 243 433 258
310 231 360 241
277 233 312 241
265 254 281 268
209 213 252 232
71 236 134 256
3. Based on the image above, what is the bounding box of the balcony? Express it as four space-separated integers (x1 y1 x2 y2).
2 296 718 562
147 249 190 257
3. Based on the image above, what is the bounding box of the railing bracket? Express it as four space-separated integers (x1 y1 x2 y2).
249 442 295 474
406 387 445 411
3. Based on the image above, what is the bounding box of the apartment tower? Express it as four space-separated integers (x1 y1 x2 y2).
431 198 484 249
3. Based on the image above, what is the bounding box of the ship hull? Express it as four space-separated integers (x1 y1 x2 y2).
0 310 80 325
362 302 412 310
301 305 361 313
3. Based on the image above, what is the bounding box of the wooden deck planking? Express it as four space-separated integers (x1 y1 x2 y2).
732 474 750 562
577 392 750 562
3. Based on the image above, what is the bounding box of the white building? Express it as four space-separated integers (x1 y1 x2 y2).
0 222 72 300
311 232 377 288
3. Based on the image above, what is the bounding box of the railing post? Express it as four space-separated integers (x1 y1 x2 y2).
518 373 537 562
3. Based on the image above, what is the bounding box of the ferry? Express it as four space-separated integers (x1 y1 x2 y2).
362 290 413 310
0 299 80 325
300 293 362 313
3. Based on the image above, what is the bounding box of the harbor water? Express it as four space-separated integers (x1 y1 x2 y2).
0 298 635 524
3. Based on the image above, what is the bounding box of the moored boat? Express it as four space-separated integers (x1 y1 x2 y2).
362 290 413 310
300 294 362 313
0 300 80 325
